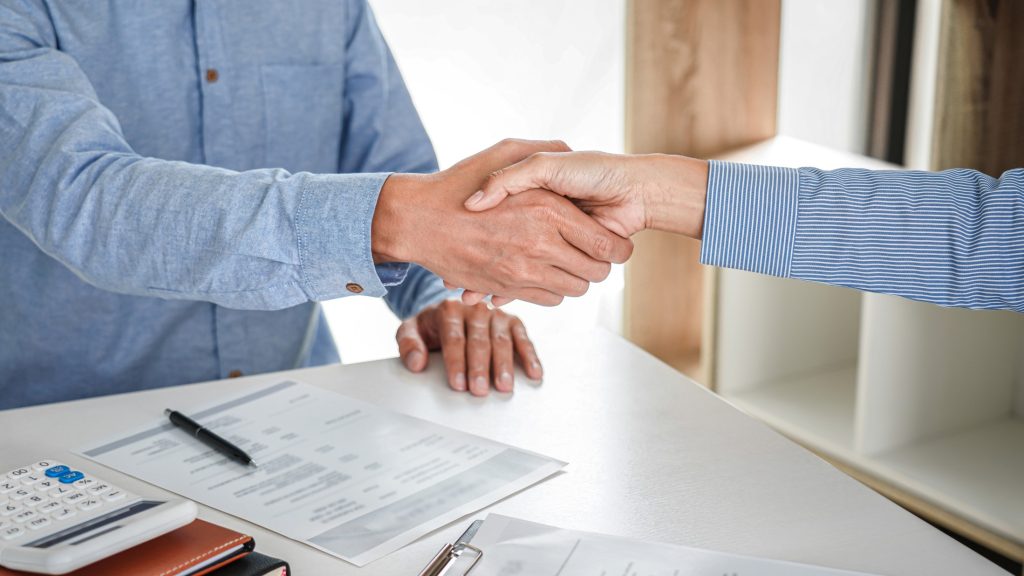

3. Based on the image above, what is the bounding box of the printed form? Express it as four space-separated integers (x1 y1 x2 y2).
460 515 879 576
78 381 565 566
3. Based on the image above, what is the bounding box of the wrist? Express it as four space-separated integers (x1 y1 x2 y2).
372 174 422 264
639 155 708 239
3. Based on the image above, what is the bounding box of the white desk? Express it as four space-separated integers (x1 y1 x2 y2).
0 329 1004 575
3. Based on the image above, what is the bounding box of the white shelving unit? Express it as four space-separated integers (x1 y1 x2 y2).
711 137 1024 561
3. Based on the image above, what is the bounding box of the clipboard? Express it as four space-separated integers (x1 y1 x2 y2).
417 520 484 576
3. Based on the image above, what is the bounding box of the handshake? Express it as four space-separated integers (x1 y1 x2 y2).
372 139 710 306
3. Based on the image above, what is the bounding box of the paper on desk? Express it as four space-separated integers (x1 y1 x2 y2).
77 381 565 566
457 514 880 576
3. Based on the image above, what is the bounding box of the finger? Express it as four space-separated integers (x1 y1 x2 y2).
437 301 467 391
490 311 515 393
465 152 565 211
548 243 613 284
461 290 488 306
396 316 429 372
511 317 543 380
531 263 591 299
559 209 635 264
491 296 514 307
465 303 493 397
502 286 564 307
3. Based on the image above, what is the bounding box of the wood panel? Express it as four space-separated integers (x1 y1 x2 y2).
932 0 1024 174
623 0 781 384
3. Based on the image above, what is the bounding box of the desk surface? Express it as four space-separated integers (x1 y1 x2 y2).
0 329 1003 575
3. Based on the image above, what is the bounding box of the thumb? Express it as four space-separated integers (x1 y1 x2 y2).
396 316 429 372
465 153 562 211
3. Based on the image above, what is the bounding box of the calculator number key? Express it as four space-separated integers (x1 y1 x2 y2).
1 526 24 541
6 468 30 480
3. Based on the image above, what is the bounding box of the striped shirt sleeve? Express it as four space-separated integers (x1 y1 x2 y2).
699 160 1024 312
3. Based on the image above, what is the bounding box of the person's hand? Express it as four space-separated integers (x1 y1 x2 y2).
463 151 710 239
372 140 634 306
397 300 542 396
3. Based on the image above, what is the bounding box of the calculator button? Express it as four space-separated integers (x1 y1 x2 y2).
63 492 86 505
10 488 31 501
44 465 70 478
48 485 74 499
27 516 51 530
1 503 21 516
20 474 43 486
32 461 57 471
58 471 84 484
77 498 101 512
51 507 76 521
6 468 30 480
103 489 126 502
23 495 49 508
0 481 17 494
87 483 111 496
38 501 62 514
1 526 24 541
72 478 97 490
34 479 57 492
13 509 37 523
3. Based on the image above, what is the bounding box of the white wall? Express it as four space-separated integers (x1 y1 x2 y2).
324 0 626 364
777 0 877 154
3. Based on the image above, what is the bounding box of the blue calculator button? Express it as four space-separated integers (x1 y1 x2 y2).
58 471 84 484
44 465 70 478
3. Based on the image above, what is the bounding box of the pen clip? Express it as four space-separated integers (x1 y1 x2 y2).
418 520 485 576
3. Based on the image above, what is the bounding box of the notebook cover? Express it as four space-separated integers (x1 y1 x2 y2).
0 519 254 576
207 552 289 576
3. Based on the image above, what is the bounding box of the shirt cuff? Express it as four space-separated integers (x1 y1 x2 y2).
294 172 410 301
699 160 801 278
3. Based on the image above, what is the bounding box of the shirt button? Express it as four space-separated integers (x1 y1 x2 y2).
345 283 364 294
228 370 243 378
205 68 219 83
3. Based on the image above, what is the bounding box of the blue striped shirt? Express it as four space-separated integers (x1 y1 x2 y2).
701 161 1024 312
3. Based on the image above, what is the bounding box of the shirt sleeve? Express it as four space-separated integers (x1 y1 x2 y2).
0 2 404 311
338 0 458 319
700 160 1024 312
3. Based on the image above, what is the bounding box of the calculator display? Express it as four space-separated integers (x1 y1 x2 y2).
24 501 161 549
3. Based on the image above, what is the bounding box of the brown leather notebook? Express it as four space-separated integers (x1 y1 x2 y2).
0 519 254 576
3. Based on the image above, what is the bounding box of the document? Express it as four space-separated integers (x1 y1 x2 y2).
78 381 565 566
457 515 879 576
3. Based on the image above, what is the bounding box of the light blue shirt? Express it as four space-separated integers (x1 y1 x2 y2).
0 0 452 408
702 162 1024 311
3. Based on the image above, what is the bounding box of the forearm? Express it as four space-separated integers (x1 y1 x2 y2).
698 162 1024 311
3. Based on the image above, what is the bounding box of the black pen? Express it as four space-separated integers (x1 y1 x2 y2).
164 409 258 467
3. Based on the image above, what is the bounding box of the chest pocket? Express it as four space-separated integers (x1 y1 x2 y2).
261 64 345 174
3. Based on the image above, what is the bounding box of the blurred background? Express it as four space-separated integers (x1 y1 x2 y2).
324 1 1024 573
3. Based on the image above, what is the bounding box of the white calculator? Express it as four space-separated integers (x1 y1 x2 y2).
0 459 197 575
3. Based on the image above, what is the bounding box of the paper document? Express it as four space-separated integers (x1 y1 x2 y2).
456 514 879 576
78 381 565 566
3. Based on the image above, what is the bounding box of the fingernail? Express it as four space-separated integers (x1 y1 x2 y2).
407 350 423 369
472 375 488 395
453 373 466 391
531 360 543 377
465 190 484 207
498 371 513 391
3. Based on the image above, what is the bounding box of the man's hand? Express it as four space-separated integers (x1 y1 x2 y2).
371 140 634 307
397 300 541 396
464 151 710 239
